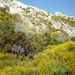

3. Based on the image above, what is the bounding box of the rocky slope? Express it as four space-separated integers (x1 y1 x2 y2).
0 0 75 37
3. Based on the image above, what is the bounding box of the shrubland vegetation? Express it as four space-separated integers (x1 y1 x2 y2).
0 5 75 75
0 42 75 75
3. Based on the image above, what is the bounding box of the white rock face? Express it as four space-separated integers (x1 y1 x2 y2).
51 20 75 36
55 12 68 17
0 0 75 36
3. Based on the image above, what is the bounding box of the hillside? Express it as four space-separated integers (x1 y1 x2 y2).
0 0 75 75
0 0 75 37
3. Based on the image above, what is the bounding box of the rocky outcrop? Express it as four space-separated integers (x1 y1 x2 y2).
11 44 25 54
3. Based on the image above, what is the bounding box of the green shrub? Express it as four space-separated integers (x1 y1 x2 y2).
53 65 70 75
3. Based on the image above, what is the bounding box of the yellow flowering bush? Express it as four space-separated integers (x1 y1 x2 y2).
31 41 75 75
0 41 75 75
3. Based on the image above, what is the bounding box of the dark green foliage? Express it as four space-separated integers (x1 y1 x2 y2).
0 6 15 52
0 6 29 55
71 36 75 41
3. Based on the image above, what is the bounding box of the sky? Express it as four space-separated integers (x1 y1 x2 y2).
19 0 75 17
